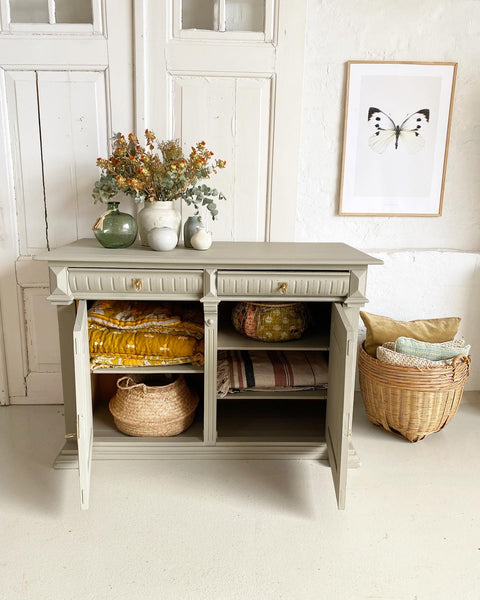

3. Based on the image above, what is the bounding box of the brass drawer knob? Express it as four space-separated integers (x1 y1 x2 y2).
278 281 288 295
132 278 143 292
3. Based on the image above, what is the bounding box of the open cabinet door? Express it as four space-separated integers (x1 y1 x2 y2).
326 303 357 510
73 300 93 510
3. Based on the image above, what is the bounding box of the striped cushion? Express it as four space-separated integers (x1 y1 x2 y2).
394 337 470 361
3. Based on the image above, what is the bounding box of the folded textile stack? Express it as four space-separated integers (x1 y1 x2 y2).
359 311 470 367
88 300 204 370
217 350 328 398
376 337 470 368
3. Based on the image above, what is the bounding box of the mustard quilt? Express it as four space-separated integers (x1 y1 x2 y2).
88 301 204 369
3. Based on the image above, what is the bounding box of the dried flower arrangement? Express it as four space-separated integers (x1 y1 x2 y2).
93 130 226 220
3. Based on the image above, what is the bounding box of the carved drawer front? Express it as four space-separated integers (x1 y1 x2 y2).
216 270 350 298
68 268 203 298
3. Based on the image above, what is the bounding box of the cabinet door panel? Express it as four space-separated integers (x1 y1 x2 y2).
326 303 357 510
73 300 93 510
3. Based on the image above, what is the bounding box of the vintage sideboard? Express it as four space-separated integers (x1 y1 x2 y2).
37 239 382 509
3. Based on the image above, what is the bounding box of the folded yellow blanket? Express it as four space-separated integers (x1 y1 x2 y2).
88 300 204 339
87 301 204 370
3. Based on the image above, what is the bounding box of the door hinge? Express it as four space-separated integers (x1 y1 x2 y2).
65 433 78 440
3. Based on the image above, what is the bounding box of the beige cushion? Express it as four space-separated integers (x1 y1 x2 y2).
360 311 461 357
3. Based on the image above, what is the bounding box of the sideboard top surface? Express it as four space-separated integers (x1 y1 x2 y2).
36 239 383 269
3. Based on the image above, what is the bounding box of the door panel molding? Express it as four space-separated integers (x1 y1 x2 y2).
326 303 359 509
172 74 271 241
73 300 93 510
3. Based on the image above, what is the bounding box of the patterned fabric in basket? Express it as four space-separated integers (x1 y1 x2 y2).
232 302 307 342
394 336 470 361
376 340 467 368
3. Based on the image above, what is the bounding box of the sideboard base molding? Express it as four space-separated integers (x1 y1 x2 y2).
53 440 361 468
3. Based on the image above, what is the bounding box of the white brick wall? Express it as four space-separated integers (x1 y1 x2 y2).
296 0 480 388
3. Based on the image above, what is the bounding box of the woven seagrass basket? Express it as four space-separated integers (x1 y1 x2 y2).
109 375 199 436
358 343 470 442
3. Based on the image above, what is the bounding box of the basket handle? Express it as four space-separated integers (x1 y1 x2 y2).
116 376 147 391
451 353 471 379
451 353 470 366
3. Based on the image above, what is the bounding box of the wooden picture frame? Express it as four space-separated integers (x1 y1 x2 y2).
339 61 457 216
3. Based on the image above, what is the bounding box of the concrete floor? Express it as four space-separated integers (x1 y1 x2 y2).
1 393 479 600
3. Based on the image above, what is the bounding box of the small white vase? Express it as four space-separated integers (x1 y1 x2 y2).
191 228 213 251
147 227 178 252
137 201 181 246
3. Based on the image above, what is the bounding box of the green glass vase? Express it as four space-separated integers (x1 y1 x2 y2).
93 201 137 249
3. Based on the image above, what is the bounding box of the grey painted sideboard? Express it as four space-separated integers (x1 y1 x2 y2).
37 239 382 510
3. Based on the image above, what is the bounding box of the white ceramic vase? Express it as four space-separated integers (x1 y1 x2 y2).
147 227 178 252
137 201 181 246
191 227 213 251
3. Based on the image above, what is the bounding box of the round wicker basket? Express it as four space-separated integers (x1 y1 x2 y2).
358 343 470 442
109 375 199 437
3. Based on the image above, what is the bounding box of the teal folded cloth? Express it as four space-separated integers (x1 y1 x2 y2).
394 337 470 361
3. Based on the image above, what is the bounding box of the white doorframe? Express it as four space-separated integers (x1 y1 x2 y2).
267 0 306 241
0 304 9 404
0 66 24 405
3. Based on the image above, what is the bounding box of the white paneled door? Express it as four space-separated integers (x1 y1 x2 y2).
137 0 306 243
0 0 306 404
0 0 134 403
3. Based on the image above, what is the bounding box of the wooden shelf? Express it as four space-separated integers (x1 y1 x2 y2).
217 323 329 351
92 364 204 374
216 398 326 442
93 401 204 443
219 389 327 400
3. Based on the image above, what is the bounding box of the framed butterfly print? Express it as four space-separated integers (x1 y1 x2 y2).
339 61 457 216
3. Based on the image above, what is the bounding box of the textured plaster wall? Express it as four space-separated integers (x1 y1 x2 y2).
296 0 480 388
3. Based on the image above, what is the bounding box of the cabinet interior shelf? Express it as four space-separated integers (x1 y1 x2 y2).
217 323 329 351
216 398 326 442
93 394 327 445
92 364 204 374
218 390 327 400
93 402 204 442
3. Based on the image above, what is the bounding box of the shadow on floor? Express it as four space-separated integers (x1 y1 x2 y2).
0 405 67 515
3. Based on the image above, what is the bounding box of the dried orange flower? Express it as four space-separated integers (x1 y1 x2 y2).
93 131 227 220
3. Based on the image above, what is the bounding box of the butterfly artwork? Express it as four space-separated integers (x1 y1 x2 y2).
367 107 430 154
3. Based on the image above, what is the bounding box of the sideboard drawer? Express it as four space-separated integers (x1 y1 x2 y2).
216 270 350 298
68 268 204 298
